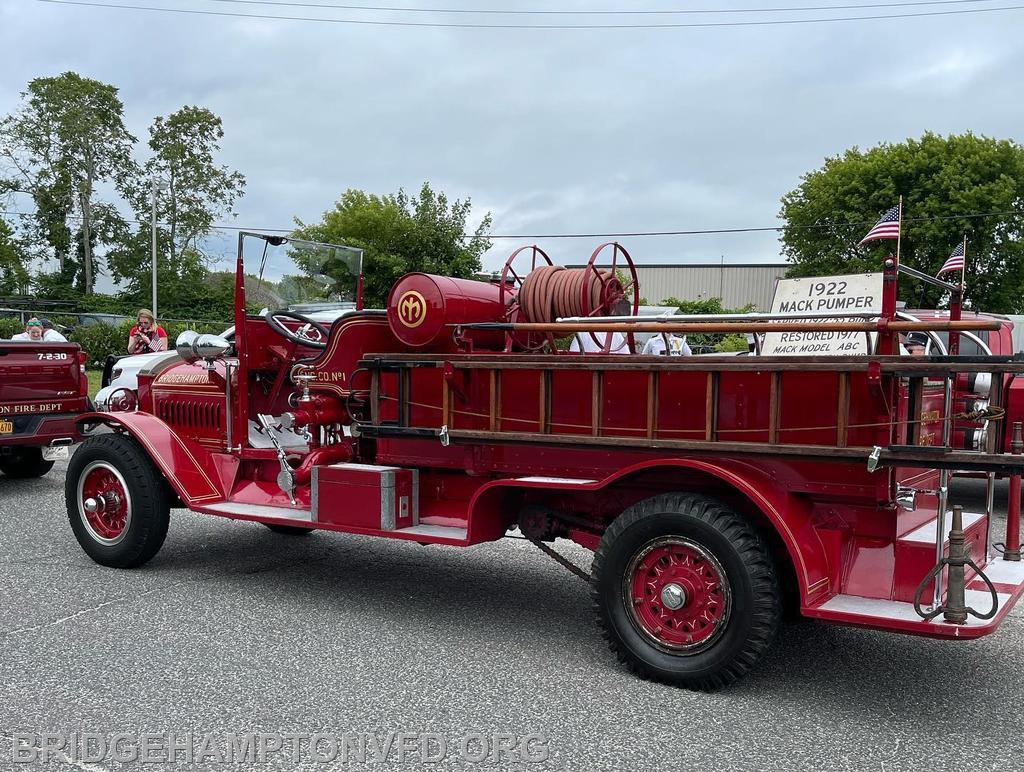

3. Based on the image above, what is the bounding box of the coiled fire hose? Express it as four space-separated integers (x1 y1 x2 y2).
517 266 621 323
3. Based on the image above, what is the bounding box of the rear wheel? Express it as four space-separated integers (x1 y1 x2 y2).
65 434 170 568
0 448 55 479
591 493 781 690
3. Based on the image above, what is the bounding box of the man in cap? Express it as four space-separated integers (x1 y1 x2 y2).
40 319 67 342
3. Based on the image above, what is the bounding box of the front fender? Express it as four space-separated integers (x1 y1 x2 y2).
77 412 224 506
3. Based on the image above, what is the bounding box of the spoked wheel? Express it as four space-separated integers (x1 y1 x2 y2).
499 244 555 352
580 242 640 351
591 493 781 690
66 434 170 568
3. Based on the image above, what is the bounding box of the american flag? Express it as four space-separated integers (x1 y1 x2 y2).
858 205 901 244
937 241 966 275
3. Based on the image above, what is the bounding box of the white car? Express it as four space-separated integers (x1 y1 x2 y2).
95 305 356 411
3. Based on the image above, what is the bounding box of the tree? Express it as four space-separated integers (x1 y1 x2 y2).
779 132 1024 312
291 182 492 307
122 106 245 271
0 72 137 293
0 219 30 294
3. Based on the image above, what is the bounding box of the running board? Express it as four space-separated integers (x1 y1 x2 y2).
393 525 468 544
199 501 313 523
805 558 1024 639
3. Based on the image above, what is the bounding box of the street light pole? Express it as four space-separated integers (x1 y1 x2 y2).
151 179 159 318
150 179 168 318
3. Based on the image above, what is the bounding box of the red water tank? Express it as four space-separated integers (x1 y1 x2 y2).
386 273 510 350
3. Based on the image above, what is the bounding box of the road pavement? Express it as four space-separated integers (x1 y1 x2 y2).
1 464 1022 771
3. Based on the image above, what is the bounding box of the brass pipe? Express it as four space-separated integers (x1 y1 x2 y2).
458 319 1003 335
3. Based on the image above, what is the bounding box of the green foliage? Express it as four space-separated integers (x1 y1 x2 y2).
69 319 224 369
0 318 22 338
660 296 755 350
716 333 751 353
0 72 138 293
0 220 29 293
779 132 1024 312
114 106 245 296
292 182 492 308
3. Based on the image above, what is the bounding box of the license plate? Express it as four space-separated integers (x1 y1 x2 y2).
43 446 70 461
0 419 12 434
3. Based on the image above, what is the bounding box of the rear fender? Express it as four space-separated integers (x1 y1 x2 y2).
465 458 828 604
76 412 224 506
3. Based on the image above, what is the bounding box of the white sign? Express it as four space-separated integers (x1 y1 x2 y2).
761 273 882 356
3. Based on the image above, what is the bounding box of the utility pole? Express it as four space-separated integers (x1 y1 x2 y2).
151 179 168 317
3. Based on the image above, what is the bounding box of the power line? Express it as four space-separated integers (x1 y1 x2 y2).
203 0 1006 16
35 0 1024 29
3 208 1020 238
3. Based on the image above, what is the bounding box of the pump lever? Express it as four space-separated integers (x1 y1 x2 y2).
257 413 298 505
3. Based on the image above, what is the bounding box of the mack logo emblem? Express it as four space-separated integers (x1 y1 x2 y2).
397 290 427 328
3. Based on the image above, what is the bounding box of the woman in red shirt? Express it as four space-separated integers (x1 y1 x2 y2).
127 309 167 354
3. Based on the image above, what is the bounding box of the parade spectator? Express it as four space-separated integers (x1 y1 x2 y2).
127 309 167 354
641 332 692 356
903 332 928 357
10 317 44 342
569 331 629 354
40 319 67 342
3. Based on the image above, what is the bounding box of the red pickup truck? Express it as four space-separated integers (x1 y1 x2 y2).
0 341 89 478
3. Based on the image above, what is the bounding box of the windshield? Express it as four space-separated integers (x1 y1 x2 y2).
239 232 363 310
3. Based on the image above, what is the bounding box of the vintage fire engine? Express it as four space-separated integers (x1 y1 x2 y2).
65 233 1024 690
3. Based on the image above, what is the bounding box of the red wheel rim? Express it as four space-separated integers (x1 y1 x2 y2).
624 537 731 654
78 461 132 545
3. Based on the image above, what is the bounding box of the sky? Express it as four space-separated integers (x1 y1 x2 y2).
1 0 1023 285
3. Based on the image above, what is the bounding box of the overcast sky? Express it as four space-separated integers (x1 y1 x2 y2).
2 0 1022 279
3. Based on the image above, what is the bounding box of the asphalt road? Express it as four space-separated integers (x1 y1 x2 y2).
1 463 1022 772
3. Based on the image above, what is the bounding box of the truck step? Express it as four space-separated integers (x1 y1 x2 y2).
394 524 468 544
804 591 1012 637
200 502 313 523
892 510 987 603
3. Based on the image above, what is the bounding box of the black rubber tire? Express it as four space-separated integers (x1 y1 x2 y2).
264 524 313 536
0 448 55 479
65 434 170 568
591 492 781 690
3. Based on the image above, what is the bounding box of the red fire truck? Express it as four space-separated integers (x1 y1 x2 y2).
64 234 1024 690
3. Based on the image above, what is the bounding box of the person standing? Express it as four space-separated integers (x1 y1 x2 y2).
641 332 692 356
127 309 167 354
10 317 45 342
40 319 67 342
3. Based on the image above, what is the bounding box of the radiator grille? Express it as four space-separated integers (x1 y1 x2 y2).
157 399 222 429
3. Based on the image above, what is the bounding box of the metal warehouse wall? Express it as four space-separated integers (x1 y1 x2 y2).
613 264 790 311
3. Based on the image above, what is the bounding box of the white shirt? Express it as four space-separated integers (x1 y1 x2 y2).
569 331 629 354
641 334 692 356
43 329 67 342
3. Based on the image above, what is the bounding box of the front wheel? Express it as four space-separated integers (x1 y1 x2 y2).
0 448 55 479
591 493 781 690
65 434 170 568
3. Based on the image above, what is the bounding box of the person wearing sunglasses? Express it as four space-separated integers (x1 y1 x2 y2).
10 317 45 342
127 309 167 354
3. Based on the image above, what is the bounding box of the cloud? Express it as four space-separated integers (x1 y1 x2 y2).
2 1 1023 279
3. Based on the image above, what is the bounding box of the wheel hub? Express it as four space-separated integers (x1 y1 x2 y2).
78 462 132 544
624 537 732 654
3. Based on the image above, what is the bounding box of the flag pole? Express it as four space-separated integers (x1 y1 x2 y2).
895 195 903 265
961 234 967 295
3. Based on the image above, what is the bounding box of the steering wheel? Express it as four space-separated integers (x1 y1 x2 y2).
265 310 330 350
